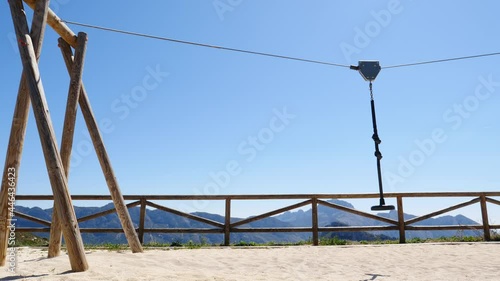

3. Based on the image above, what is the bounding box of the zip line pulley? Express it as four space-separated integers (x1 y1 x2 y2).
350 61 395 211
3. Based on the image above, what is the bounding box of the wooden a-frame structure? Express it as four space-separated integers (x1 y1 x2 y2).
0 0 143 271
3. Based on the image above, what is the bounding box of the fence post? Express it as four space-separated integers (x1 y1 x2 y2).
480 194 491 241
312 197 319 246
224 198 231 246
397 196 406 243
138 198 146 244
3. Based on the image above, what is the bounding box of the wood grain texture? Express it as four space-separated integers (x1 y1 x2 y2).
48 32 87 259
311 197 319 246
23 0 77 47
480 195 491 241
7 0 88 272
0 0 49 267
224 199 231 246
138 199 147 244
397 196 405 243
57 40 143 254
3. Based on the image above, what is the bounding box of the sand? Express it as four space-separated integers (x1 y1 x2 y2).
2 243 499 280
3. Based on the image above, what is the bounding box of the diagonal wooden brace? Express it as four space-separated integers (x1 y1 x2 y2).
47 32 88 258
0 0 48 267
50 39 143 255
7 0 88 272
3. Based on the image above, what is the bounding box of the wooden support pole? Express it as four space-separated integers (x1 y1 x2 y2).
48 32 87 258
8 0 88 272
58 40 143 253
224 198 231 246
311 197 319 246
138 198 146 244
480 194 491 241
0 0 48 267
397 196 406 243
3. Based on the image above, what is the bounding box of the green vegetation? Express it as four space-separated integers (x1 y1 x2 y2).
233 241 258 247
12 232 497 250
85 243 129 250
354 239 398 245
319 236 347 246
407 236 483 243
9 233 48 247
143 237 216 249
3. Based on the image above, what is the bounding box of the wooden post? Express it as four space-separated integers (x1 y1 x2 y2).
312 197 319 246
0 0 48 267
397 196 406 243
58 40 143 253
48 32 87 258
138 198 146 244
8 0 87 272
480 195 491 241
224 198 231 246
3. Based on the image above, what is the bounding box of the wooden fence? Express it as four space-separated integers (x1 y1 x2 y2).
13 192 500 245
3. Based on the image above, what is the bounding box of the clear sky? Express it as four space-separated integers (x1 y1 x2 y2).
1 1 499 224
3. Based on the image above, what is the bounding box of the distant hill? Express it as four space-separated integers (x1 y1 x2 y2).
14 199 480 245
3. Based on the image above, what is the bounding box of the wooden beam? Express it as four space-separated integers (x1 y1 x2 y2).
480 195 491 241
405 197 480 226
58 40 143 254
48 32 87 259
15 192 500 201
138 199 146 244
311 198 318 246
405 225 483 231
230 199 312 228
318 199 398 225
13 211 51 226
77 201 140 223
146 201 224 228
486 197 500 206
23 0 77 47
231 227 313 233
8 0 87 272
224 198 231 246
318 226 399 232
139 228 223 234
0 0 49 267
397 196 405 243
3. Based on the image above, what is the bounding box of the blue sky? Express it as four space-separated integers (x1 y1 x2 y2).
1 1 499 223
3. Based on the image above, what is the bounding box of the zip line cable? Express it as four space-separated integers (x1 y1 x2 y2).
383 52 500 69
63 19 500 71
61 20 350 69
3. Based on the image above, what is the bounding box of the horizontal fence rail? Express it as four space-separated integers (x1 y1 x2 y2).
12 192 500 245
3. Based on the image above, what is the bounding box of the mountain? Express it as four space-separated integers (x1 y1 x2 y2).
14 199 480 245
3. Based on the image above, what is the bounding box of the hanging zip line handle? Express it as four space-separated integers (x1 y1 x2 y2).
353 61 394 210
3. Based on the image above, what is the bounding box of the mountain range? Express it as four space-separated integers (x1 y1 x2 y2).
14 199 480 245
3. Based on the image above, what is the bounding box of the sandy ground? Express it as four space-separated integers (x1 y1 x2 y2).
1 243 499 281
